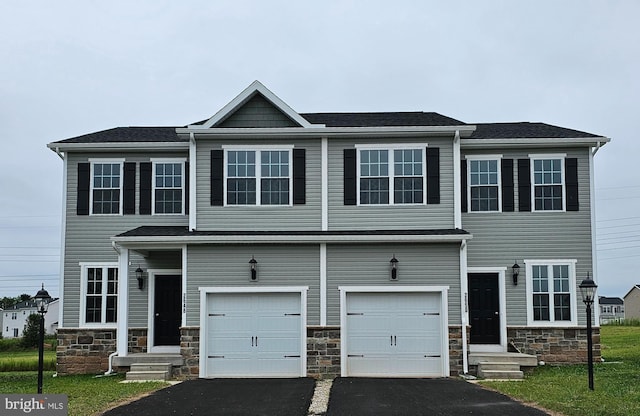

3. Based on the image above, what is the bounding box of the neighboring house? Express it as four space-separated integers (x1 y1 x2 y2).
599 296 624 324
48 81 609 379
624 285 640 320
1 299 58 338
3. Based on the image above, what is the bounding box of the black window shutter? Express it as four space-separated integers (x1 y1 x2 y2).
293 149 306 205
461 159 468 213
123 162 136 215
139 162 152 215
344 149 357 205
566 158 579 211
185 162 190 213
501 159 515 212
211 150 224 206
77 162 90 215
517 159 531 212
426 147 440 204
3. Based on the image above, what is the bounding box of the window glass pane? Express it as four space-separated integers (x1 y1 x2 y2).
533 294 550 321
360 178 389 204
469 159 499 211
261 178 290 205
554 294 571 321
227 178 256 205
394 178 423 204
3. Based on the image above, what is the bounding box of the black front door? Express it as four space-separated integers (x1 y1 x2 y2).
154 275 181 346
468 273 500 344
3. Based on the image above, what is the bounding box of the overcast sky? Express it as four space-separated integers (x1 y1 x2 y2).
1 1 638 299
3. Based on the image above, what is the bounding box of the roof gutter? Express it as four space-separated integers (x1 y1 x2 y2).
461 136 610 149
46 142 189 152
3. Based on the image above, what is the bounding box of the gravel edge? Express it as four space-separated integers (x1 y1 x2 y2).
308 379 332 415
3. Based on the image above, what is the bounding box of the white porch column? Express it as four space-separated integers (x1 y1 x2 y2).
460 240 469 374
117 248 129 357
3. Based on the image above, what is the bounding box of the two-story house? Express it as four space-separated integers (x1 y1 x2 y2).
598 296 624 324
48 81 608 379
2 299 59 338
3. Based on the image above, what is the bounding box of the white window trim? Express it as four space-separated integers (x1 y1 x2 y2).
529 154 567 213
151 158 187 216
79 262 119 328
465 155 503 213
222 146 294 207
355 144 428 206
89 159 125 216
525 259 578 326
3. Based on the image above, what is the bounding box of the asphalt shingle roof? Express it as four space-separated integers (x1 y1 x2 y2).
54 127 183 144
469 122 600 139
116 226 470 238
300 112 467 127
51 115 604 144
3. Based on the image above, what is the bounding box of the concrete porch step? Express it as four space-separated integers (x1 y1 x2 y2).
113 353 183 367
477 361 524 379
126 370 170 381
477 369 524 380
126 363 172 381
469 352 538 367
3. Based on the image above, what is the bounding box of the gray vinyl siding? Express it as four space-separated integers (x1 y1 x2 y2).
325 243 461 326
62 153 188 328
217 94 299 128
195 139 322 230
328 137 455 230
186 244 321 326
462 147 593 326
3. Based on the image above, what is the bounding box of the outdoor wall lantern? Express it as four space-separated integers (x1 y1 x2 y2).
390 255 399 281
512 261 520 286
579 273 598 391
34 284 51 394
135 267 145 290
249 256 258 282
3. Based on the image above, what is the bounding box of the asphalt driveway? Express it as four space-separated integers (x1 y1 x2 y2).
101 378 315 416
326 378 550 416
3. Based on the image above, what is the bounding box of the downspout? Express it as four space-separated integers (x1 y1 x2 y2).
189 132 197 231
590 140 605 325
453 131 462 229
460 240 469 374
104 241 122 374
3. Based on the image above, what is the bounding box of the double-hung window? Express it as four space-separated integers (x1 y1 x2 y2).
153 160 184 214
526 260 577 325
531 155 565 211
81 263 118 326
91 160 123 215
225 147 292 206
358 146 425 205
467 157 501 212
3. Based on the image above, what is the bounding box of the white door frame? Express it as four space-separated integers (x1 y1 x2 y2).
198 286 309 378
339 285 450 377
467 267 507 353
147 269 182 353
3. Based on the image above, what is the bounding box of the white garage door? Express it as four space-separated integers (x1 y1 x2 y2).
206 292 302 378
345 292 445 377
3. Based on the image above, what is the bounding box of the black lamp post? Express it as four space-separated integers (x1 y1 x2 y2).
579 275 597 391
34 284 52 394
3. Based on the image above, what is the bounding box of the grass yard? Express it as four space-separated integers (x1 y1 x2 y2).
0 371 167 416
481 325 640 416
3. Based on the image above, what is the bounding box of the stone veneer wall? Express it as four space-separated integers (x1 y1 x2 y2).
179 327 200 379
128 328 148 354
307 327 341 379
57 328 116 375
448 325 467 376
508 327 601 363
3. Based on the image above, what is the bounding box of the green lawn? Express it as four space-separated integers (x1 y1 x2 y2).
481 325 640 416
0 372 167 416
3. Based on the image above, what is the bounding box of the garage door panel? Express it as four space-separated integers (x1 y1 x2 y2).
206 292 303 378
345 291 446 378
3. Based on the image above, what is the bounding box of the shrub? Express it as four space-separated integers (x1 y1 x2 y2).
20 314 42 349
